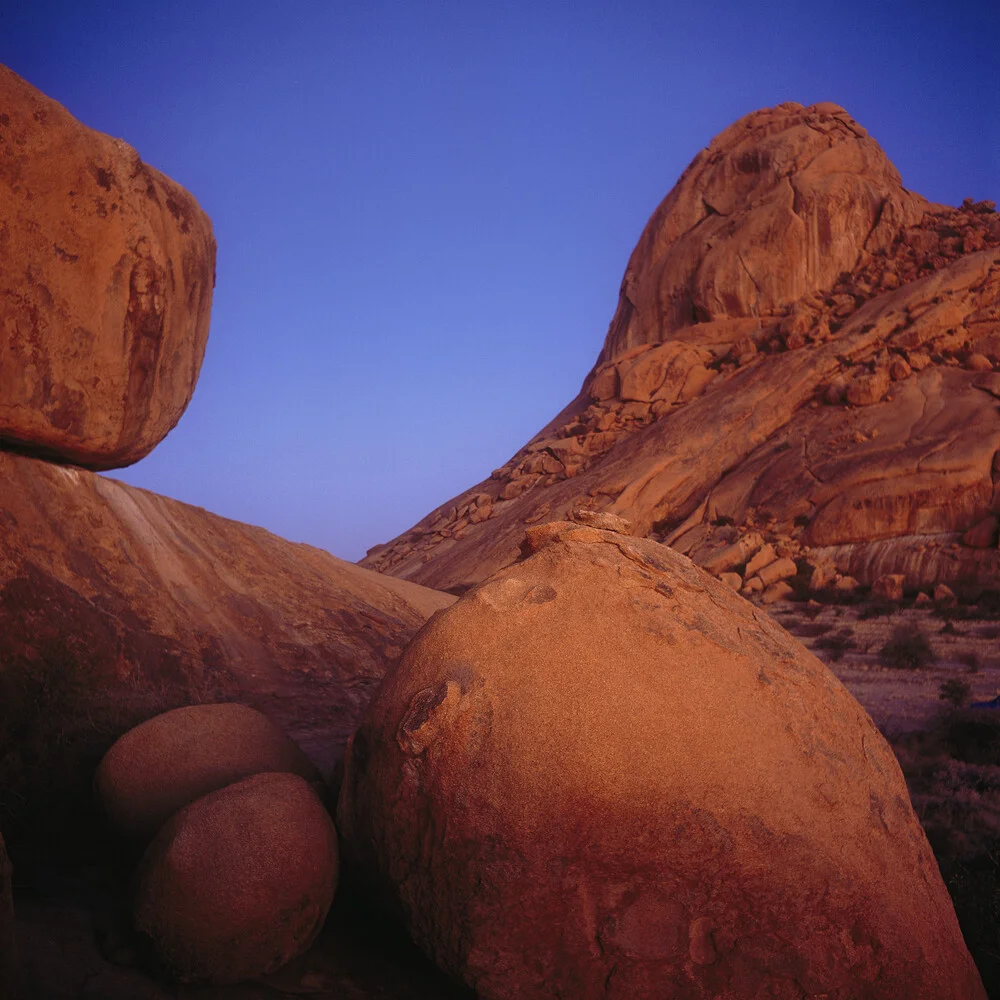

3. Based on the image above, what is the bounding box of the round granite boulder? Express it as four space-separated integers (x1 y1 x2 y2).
133 771 338 984
95 702 319 841
338 523 985 999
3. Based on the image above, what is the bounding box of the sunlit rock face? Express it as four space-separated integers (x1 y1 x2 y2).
0 64 215 469
361 102 1000 597
340 525 985 999
596 101 928 362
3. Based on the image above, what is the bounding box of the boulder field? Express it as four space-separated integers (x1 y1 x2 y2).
0 448 453 848
340 523 985 999
362 101 1000 598
0 65 215 470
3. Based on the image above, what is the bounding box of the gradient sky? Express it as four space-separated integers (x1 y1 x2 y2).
3 1 998 562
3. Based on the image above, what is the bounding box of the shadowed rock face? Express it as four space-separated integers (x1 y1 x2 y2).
341 525 985 999
0 65 216 469
362 102 1000 595
0 449 453 847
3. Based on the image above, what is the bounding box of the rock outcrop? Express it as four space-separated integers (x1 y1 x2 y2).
0 449 454 847
362 102 1000 598
95 703 320 841
133 772 338 985
340 525 984 998
0 65 215 469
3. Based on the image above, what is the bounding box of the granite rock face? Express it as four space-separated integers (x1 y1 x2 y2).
596 101 929 362
0 65 215 469
0 450 453 847
362 102 1000 598
133 772 338 985
341 526 984 999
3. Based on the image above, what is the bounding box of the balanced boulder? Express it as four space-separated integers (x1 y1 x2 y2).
133 771 338 984
95 703 318 841
339 524 984 999
0 65 215 469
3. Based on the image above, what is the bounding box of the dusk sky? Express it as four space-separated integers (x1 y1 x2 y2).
3 1 997 563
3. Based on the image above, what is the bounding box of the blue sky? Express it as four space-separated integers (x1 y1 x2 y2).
3 1 997 562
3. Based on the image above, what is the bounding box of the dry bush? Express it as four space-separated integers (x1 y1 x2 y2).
879 625 936 670
813 628 856 663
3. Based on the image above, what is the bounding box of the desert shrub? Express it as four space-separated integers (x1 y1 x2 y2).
939 679 973 710
879 625 935 670
858 600 895 621
814 629 856 663
940 621 961 636
791 622 834 639
958 650 981 673
892 722 1000 995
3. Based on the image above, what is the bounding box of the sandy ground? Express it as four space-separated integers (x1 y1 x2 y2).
769 601 1000 737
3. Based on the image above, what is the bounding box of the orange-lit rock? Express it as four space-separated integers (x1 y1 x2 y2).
0 65 215 469
341 528 984 999
362 104 1000 597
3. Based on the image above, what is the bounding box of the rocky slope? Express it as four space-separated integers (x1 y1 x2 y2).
0 65 215 470
362 102 1000 599
0 449 453 848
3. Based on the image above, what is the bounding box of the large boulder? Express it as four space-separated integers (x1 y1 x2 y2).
339 524 984 999
95 703 319 841
0 449 454 849
133 771 338 985
0 65 215 469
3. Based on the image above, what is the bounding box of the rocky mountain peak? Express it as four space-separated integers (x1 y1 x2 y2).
596 100 929 370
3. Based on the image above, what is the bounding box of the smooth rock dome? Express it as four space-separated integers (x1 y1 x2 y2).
339 523 985 999
133 771 338 984
95 703 319 841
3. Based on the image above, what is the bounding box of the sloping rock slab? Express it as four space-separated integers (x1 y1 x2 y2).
0 449 453 849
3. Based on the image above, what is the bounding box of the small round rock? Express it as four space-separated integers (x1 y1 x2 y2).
133 771 338 985
95 702 319 840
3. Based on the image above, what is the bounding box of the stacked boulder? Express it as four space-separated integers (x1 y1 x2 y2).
0 64 453 859
95 704 339 985
340 523 985 998
0 65 216 470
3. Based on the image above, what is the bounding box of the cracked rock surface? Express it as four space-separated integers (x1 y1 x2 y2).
341 525 985 999
362 102 1000 598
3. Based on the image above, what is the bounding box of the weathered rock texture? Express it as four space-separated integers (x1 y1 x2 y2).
95 703 320 841
0 449 453 848
133 772 338 985
0 65 215 469
341 525 984 999
362 102 1000 599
